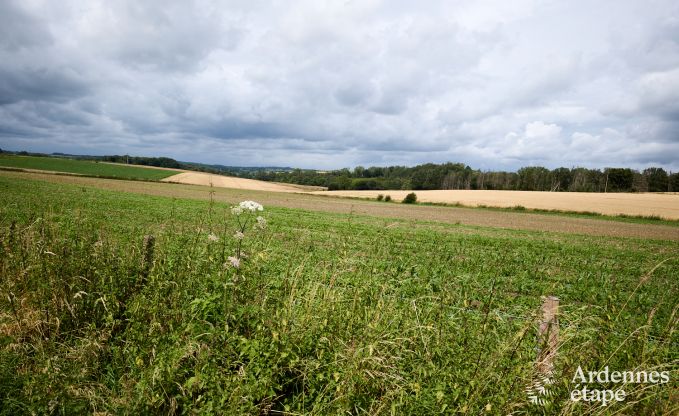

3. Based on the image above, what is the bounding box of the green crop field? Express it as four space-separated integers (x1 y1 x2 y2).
0 155 176 181
1 174 677 415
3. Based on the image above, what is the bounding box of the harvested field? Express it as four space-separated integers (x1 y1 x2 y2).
162 171 322 192
314 189 679 220
3 170 678 240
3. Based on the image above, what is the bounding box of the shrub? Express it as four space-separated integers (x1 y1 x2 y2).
402 192 417 204
376 194 384 201
384 195 392 202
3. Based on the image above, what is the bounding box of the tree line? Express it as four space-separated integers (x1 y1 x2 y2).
2 149 677 192
239 163 679 193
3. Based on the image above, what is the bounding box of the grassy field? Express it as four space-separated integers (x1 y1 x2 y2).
1 174 677 414
0 155 176 181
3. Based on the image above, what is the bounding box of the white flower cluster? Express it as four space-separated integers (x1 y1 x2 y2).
231 200 264 215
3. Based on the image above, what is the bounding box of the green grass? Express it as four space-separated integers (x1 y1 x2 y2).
0 155 175 181
0 175 677 415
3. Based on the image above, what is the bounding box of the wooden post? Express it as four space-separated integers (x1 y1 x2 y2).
537 296 559 376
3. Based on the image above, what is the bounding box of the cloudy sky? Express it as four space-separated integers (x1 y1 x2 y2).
1 0 678 170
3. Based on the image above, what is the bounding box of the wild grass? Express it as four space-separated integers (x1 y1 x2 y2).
0 175 677 414
0 155 175 181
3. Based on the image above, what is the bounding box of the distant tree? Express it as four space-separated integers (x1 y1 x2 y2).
669 173 679 192
384 195 392 202
644 167 669 192
376 194 384 201
402 192 417 204
605 168 634 192
632 171 648 192
551 167 572 191
517 167 550 191
352 178 379 190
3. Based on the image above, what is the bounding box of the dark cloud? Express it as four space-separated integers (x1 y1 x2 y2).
0 67 89 105
0 0 678 170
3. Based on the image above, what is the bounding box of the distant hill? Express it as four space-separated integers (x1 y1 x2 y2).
0 149 294 177
180 161 293 175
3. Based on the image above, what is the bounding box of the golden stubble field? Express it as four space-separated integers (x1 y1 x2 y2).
312 189 679 220
162 171 323 192
160 171 679 220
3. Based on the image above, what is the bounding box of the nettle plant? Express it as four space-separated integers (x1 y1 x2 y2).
225 200 267 270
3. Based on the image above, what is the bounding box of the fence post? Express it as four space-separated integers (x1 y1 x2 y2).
537 296 559 376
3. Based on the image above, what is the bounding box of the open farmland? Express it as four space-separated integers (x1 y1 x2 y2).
3 170 679 241
314 189 679 220
0 172 677 415
162 171 323 192
0 155 178 181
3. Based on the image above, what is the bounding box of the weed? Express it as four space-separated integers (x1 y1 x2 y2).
402 192 418 204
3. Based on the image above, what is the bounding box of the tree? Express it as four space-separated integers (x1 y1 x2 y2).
605 168 634 192
669 173 679 192
402 192 417 204
644 167 669 192
551 167 572 191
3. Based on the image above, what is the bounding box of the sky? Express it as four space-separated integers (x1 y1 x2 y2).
1 0 678 171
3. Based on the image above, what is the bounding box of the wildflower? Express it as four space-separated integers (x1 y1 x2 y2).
238 200 264 212
254 216 267 230
231 206 243 216
207 233 219 242
233 231 244 240
226 256 240 268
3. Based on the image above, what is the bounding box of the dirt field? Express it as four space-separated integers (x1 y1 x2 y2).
313 190 679 220
161 171 320 192
4 170 678 241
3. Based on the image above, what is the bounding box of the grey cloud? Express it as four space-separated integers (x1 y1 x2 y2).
0 67 89 105
0 1 52 51
0 0 678 170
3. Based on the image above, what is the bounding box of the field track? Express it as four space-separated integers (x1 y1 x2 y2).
4 170 678 241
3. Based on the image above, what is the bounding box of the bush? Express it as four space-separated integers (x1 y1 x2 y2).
402 192 417 204
384 195 392 202
376 194 384 201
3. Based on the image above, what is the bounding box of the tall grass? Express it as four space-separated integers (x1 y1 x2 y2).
0 176 677 414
